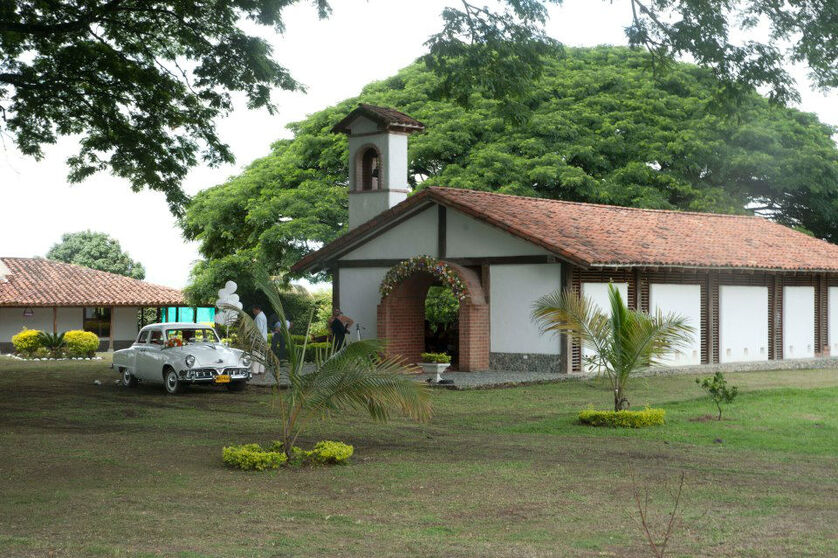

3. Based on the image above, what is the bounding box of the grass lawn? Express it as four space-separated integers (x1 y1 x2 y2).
0 356 836 557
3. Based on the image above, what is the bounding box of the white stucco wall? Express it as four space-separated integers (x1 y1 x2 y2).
490 263 562 354
0 307 83 343
719 286 769 363
342 207 438 260
782 286 815 359
649 284 702 366
113 307 139 340
829 287 838 356
338 267 388 341
445 209 551 258
581 282 629 368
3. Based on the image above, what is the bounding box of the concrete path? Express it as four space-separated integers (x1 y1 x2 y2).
247 367 580 389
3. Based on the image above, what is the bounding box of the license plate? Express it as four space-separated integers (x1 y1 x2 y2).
214 374 231 384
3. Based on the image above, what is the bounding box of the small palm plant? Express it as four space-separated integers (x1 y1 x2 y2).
532 284 694 411
224 271 432 458
37 331 66 358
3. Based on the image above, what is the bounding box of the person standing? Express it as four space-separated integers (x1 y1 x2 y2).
271 315 291 361
252 305 267 374
329 308 353 350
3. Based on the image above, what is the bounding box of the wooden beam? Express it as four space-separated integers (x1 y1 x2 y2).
336 255 557 269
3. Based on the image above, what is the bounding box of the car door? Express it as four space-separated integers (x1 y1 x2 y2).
126 330 149 373
136 328 165 382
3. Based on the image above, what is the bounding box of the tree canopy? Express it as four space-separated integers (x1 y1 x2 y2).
0 1 329 215
47 230 146 279
182 46 838 289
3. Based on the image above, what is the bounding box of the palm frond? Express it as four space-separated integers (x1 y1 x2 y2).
299 339 432 422
532 288 611 356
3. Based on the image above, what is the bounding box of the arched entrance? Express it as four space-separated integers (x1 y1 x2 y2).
377 257 489 371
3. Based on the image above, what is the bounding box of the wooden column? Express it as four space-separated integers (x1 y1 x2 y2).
437 205 447 259
108 306 114 351
560 263 572 374
52 307 57 334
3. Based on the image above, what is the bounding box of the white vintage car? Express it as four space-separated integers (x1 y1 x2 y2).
113 323 252 394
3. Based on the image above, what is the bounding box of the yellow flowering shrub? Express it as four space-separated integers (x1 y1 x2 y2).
11 328 43 356
311 441 354 464
578 407 665 428
63 330 100 357
222 444 287 471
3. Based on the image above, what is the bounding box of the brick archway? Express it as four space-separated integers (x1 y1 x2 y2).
377 261 489 371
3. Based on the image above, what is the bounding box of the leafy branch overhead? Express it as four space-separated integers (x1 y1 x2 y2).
0 1 331 215
426 1 838 107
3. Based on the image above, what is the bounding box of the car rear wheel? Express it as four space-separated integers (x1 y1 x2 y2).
121 368 138 388
164 368 184 395
226 381 247 392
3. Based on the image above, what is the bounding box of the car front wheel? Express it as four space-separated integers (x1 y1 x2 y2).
164 368 184 395
121 368 138 388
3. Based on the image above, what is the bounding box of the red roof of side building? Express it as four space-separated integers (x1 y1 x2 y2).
292 187 838 273
0 258 185 307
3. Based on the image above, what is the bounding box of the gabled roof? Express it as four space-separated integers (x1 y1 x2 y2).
331 104 425 135
0 257 184 307
292 187 838 273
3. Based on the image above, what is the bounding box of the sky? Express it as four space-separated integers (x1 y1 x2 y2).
1 0 836 289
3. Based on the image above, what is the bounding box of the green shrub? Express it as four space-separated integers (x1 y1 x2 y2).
63 330 100 357
222 443 287 471
578 407 665 428
289 334 308 344
696 372 738 420
223 440 353 470
420 352 451 364
37 332 66 357
310 441 354 464
12 328 43 356
32 347 51 359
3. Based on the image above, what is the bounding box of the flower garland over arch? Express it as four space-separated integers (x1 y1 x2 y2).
379 256 468 301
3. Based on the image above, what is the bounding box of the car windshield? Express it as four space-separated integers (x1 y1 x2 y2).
164 328 220 345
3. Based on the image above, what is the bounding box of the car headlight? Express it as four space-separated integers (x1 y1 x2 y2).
185 354 196 368
241 354 252 367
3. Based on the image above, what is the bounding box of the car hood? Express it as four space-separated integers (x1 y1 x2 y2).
171 344 245 368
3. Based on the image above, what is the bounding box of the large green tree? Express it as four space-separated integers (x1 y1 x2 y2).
182 46 838 288
47 230 146 279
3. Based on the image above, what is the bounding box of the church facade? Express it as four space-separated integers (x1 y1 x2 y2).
293 105 838 373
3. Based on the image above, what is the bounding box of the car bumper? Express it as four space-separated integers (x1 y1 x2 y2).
178 367 251 384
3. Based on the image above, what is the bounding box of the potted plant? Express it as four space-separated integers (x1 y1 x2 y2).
419 352 451 383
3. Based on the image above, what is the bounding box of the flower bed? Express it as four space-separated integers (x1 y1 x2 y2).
222 440 354 470
578 407 665 428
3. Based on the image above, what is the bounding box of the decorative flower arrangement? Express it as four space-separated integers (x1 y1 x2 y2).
166 337 183 348
379 256 467 300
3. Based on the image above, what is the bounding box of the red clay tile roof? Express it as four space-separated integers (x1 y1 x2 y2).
332 104 425 134
292 187 838 273
0 258 184 307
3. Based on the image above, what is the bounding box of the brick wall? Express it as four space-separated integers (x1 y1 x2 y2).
377 262 489 371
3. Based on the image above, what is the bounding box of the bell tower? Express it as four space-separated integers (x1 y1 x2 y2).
332 104 425 229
